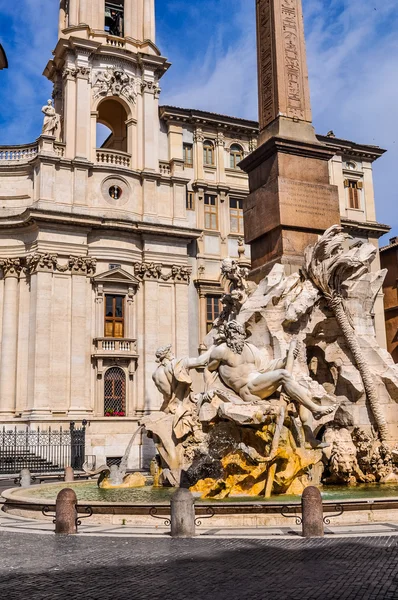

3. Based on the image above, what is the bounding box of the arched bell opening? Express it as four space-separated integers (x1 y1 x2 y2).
96 97 129 152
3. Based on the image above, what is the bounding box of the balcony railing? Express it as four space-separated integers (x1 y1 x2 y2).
159 161 171 176
0 143 38 163
96 149 131 168
93 338 138 357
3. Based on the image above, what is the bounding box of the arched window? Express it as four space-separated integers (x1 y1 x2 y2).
104 367 126 416
203 141 215 166
230 144 244 169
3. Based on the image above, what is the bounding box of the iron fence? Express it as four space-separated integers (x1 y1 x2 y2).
0 422 86 474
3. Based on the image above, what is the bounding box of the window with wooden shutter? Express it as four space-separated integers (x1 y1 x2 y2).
203 141 215 166
186 191 195 211
230 144 244 169
206 296 222 332
344 179 361 210
183 144 193 167
105 294 124 338
230 197 244 233
204 194 218 230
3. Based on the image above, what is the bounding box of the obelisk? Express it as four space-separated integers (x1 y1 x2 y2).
240 0 340 280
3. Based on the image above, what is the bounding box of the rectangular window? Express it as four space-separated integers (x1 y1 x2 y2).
206 296 222 333
105 294 124 338
345 179 362 210
204 194 218 230
230 197 244 233
183 143 193 167
186 191 195 211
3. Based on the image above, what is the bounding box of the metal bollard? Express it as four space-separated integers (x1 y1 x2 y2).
64 467 75 482
20 468 31 488
301 486 324 538
55 488 78 535
170 488 196 538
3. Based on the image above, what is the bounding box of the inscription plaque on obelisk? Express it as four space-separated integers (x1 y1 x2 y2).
240 0 340 280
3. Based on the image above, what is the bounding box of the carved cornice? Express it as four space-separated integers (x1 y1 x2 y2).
133 263 192 283
0 258 23 278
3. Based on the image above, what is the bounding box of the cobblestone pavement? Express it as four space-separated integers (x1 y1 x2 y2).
1 533 398 600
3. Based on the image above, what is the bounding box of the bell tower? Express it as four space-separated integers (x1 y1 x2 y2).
58 0 156 45
45 0 168 169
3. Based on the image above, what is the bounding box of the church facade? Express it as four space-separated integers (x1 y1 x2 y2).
0 0 389 468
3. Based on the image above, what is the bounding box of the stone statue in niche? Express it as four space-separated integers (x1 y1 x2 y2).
142 226 398 497
41 99 59 137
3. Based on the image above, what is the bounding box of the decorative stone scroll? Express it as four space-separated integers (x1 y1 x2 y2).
93 68 138 104
133 263 192 283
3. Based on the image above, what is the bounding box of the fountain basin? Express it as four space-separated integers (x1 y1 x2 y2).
4 481 398 528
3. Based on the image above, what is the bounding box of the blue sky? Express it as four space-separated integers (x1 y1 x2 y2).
0 0 397 243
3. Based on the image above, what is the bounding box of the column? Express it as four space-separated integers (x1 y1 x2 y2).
0 260 22 416
74 71 91 160
69 270 92 416
216 133 226 183
63 71 77 159
25 268 53 418
194 128 204 181
79 0 88 23
68 0 79 27
143 0 155 42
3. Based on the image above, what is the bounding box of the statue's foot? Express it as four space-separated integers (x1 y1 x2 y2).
313 404 336 420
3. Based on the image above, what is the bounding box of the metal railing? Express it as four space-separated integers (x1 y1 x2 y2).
0 422 86 474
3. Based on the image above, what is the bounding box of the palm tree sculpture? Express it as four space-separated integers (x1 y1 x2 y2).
302 225 389 442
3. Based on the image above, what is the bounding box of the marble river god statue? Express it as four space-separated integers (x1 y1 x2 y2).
142 226 398 498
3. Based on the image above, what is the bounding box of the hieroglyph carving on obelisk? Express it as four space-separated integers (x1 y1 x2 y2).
256 0 313 132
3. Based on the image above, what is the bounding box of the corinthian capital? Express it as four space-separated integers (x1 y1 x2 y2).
0 258 23 278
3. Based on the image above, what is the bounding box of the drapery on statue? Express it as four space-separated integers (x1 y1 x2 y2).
41 99 59 136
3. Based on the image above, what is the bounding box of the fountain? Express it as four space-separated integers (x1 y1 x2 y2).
4 227 398 526
142 226 398 498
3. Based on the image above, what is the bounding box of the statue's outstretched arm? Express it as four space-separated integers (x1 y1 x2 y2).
185 346 215 370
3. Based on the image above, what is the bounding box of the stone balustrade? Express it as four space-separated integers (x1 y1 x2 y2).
0 143 38 162
159 161 171 176
93 338 138 357
96 149 131 168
